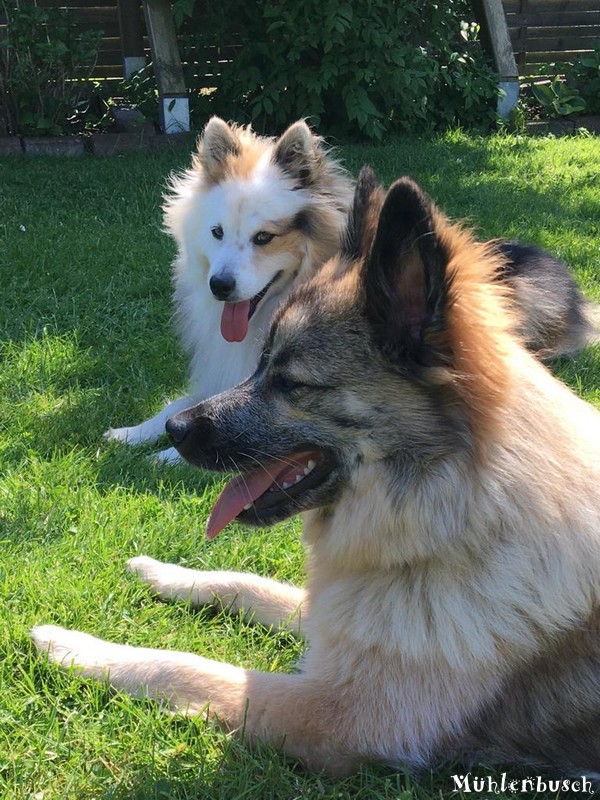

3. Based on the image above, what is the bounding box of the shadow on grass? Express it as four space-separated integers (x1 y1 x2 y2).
105 736 554 800
95 444 223 501
108 736 424 800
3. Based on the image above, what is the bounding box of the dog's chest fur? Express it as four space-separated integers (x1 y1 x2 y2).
298 365 600 766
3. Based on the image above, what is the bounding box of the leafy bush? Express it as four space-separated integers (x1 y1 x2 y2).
0 0 102 136
531 77 585 119
527 46 600 121
563 46 600 116
173 0 499 139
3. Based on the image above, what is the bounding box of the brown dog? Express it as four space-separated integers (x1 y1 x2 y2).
34 167 600 779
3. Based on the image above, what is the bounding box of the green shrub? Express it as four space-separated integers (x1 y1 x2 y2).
0 0 102 136
563 46 600 116
173 0 499 139
531 77 586 119
527 46 600 121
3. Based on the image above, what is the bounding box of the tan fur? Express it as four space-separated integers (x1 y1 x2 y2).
436 219 518 447
34 175 600 778
193 122 270 185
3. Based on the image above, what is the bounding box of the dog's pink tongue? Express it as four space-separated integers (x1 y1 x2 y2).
206 469 274 540
221 301 251 343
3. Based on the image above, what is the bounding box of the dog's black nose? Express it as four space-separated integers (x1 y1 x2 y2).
165 413 216 463
210 274 236 300
165 414 190 445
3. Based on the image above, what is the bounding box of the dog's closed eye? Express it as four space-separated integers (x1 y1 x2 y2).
271 373 308 393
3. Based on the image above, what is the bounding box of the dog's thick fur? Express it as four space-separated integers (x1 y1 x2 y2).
34 167 600 778
494 240 599 359
104 117 596 464
104 117 353 462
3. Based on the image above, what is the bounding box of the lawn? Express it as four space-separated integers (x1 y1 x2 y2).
1 131 599 800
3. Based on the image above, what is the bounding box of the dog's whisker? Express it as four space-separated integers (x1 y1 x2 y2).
243 447 310 471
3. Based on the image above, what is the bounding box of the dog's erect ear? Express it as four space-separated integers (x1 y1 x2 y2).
273 120 317 187
363 177 449 364
343 166 386 261
199 117 240 180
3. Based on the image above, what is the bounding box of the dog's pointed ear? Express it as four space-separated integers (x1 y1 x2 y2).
363 177 449 363
199 117 240 180
343 166 386 261
273 120 316 187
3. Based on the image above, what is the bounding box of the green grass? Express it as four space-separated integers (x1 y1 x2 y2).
1 131 600 800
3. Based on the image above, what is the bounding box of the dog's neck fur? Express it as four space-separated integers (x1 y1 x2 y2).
303 346 600 669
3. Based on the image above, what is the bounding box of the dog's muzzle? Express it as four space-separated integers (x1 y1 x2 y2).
165 411 214 462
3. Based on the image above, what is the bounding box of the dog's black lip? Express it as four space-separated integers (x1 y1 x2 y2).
247 270 283 320
236 451 338 523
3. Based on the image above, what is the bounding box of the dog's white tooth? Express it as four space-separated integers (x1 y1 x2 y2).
294 474 303 484
243 503 252 510
282 481 291 489
307 460 316 471
303 467 310 476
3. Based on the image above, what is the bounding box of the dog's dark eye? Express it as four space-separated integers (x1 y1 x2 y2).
253 231 275 246
211 225 224 240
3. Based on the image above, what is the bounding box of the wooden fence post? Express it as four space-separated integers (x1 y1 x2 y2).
143 0 190 132
479 0 520 119
118 0 146 79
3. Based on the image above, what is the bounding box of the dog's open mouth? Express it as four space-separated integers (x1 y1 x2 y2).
220 271 283 344
206 450 335 539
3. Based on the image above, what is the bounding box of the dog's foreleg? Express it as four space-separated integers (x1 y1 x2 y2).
151 446 183 465
31 625 357 776
104 395 196 446
128 557 305 634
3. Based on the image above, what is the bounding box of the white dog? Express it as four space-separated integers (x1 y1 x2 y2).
105 117 353 462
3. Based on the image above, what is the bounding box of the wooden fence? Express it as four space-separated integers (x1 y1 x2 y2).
503 0 600 77
2 0 599 85
2 0 147 83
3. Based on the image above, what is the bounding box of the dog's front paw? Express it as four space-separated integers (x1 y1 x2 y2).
127 556 217 607
31 625 108 670
151 447 182 465
104 425 139 444
127 556 187 601
127 555 165 584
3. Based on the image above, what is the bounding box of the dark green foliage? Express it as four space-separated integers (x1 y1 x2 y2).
563 46 600 116
528 46 600 120
173 0 499 139
0 0 102 135
119 63 160 126
531 77 586 119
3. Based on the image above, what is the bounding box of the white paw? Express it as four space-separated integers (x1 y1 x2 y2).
127 556 182 599
127 555 165 581
127 556 212 605
31 625 101 667
104 425 142 444
151 447 182 465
